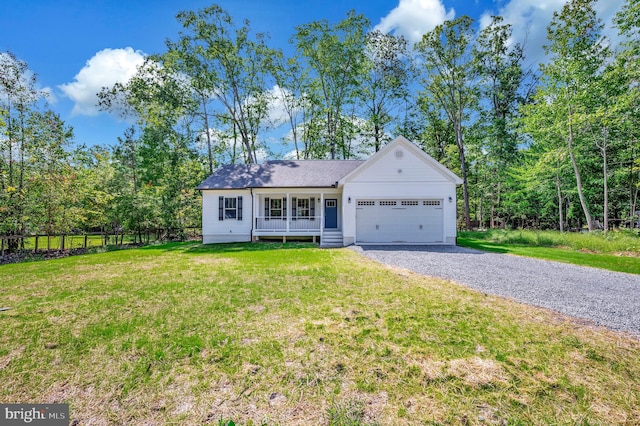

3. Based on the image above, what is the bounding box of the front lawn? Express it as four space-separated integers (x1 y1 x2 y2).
1 242 639 424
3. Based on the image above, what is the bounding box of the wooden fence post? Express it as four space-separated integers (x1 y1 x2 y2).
84 235 88 248
34 236 39 253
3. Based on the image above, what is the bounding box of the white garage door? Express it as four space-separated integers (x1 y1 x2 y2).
356 199 443 243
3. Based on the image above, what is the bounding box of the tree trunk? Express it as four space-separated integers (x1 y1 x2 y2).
490 205 496 229
374 116 381 152
602 128 608 231
241 134 256 164
286 93 300 159
455 124 472 230
556 172 564 232
328 110 336 160
202 97 214 174
567 113 593 231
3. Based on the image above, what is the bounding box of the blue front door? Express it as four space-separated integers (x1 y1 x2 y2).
324 199 338 229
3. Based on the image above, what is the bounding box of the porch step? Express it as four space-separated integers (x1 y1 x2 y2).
320 230 343 248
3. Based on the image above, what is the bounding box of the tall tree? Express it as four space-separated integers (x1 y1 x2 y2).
415 16 478 229
472 15 530 228
360 30 413 152
26 111 77 235
99 60 207 237
164 4 276 164
293 10 369 159
520 96 575 230
0 52 50 244
268 52 306 159
611 0 640 226
524 0 609 231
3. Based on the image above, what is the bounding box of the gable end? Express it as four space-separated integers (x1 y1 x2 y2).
340 136 463 185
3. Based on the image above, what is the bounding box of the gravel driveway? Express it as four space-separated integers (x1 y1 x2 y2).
351 245 640 337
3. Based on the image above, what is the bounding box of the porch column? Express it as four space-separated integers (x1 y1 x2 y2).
286 193 290 233
320 192 324 243
252 191 258 241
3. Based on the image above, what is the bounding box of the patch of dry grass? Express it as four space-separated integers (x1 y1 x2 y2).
0 242 639 425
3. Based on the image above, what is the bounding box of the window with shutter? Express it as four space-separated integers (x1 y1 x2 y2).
218 196 224 221
237 196 243 221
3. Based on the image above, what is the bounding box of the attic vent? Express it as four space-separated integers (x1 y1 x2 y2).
423 200 441 206
394 149 404 159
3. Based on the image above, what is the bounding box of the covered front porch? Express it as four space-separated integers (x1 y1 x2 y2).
252 191 342 243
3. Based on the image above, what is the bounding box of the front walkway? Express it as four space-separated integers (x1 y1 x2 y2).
351 245 640 337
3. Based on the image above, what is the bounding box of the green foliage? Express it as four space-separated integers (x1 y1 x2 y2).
359 30 413 152
415 15 478 229
519 0 610 231
0 53 78 239
462 228 640 252
293 10 370 159
164 4 277 164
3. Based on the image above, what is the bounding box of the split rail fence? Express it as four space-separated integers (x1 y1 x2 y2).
0 228 201 257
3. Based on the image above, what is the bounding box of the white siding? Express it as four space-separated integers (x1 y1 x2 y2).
343 182 457 245
351 147 447 183
341 140 459 245
202 190 252 243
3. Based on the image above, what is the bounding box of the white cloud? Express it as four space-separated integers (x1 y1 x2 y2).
41 87 57 104
59 47 145 116
480 0 565 67
374 0 455 45
481 0 624 69
266 85 293 126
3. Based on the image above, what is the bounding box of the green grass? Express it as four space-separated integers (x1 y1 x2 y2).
1 242 639 424
458 229 640 274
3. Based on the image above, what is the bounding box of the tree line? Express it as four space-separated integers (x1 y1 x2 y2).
1 0 639 246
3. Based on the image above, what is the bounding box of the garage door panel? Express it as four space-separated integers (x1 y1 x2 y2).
356 199 443 244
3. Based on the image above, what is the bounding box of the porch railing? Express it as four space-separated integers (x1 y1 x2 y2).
255 216 321 232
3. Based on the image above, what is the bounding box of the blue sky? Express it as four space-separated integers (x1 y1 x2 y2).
0 0 624 150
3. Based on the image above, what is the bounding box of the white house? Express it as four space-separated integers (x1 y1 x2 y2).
197 136 463 247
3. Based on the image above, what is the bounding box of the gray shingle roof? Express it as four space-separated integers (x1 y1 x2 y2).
197 160 366 190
